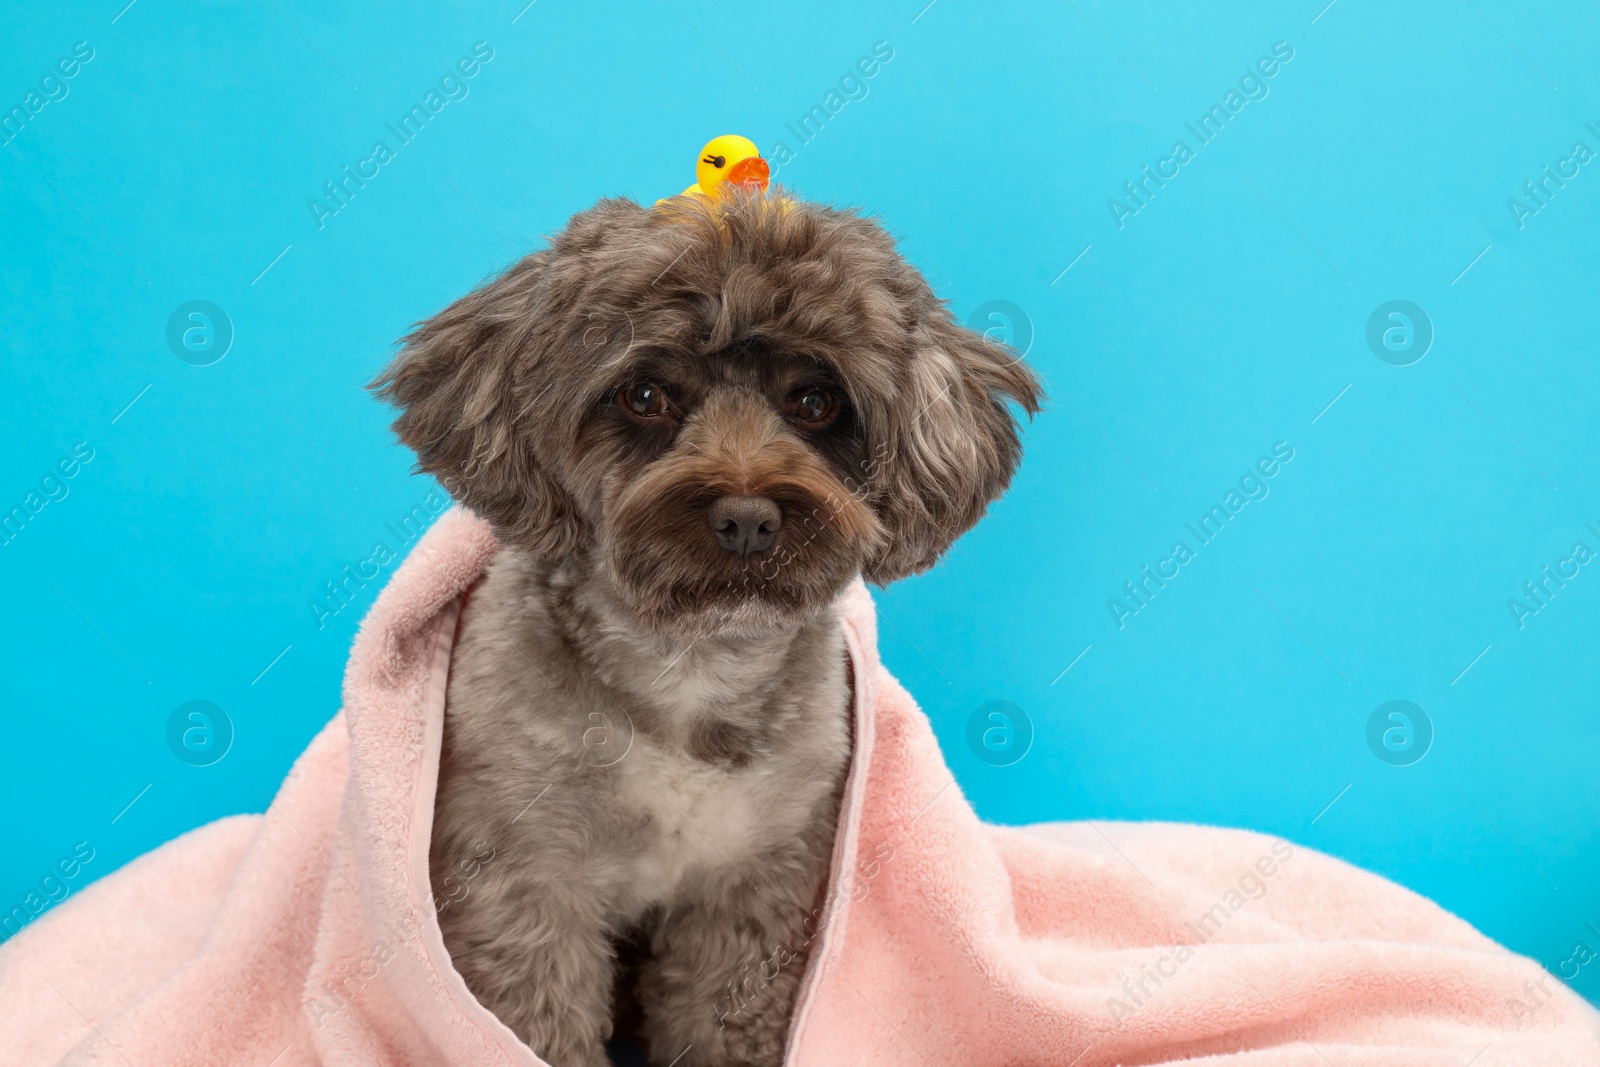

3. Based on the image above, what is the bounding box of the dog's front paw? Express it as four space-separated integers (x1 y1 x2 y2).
521 1029 613 1067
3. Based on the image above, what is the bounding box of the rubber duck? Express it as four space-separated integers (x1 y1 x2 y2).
659 135 770 204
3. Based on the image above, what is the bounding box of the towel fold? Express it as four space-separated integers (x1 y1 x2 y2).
3 507 1595 1065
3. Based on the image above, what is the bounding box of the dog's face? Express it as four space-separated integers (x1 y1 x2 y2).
374 190 1041 636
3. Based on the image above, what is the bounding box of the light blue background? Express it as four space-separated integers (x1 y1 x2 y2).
4 0 1598 1010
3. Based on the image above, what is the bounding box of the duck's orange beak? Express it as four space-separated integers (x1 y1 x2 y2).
725 155 770 191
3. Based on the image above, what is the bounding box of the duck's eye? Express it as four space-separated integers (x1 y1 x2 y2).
790 387 840 429
702 154 726 168
620 382 673 421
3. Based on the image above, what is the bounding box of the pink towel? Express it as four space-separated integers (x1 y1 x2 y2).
3 508 1596 1066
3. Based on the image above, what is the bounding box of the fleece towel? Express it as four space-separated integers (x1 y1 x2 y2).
2 507 1597 1067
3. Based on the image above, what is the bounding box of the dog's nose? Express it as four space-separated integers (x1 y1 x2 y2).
706 495 782 556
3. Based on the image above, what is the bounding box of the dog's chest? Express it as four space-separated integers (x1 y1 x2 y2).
617 736 787 900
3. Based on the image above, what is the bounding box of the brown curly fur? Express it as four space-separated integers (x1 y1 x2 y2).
372 188 1041 1066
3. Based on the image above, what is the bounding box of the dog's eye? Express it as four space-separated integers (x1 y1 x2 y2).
619 382 673 421
790 387 840 429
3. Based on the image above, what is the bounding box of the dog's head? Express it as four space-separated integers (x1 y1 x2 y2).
373 190 1041 636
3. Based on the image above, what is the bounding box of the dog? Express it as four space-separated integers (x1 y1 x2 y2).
372 189 1041 1067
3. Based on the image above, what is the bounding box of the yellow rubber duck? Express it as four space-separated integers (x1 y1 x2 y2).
657 135 770 205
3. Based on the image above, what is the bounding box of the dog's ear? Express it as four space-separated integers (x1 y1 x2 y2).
369 253 587 557
859 315 1043 584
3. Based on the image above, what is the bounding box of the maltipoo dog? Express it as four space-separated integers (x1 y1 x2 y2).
373 189 1040 1067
